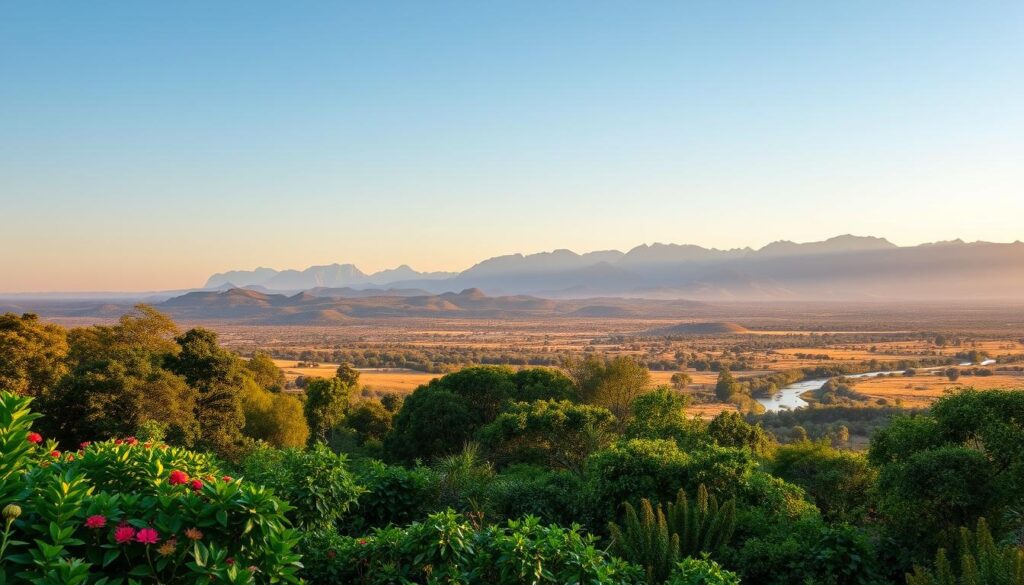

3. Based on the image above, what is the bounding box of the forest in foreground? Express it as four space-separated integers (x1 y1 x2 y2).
1 306 1023 584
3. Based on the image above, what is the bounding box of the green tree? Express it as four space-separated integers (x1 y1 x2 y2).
906 518 1024 585
166 327 246 456
303 377 351 444
479 399 617 472
771 440 875 522
241 379 309 447
346 400 394 443
707 411 774 455
626 387 706 448
714 369 740 402
0 313 69 397
335 361 361 386
246 351 286 392
565 355 650 424
869 389 1024 560
384 387 475 462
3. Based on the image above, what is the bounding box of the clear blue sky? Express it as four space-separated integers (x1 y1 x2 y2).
2 1 1022 291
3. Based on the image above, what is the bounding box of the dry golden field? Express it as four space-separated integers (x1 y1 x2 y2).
846 371 1024 408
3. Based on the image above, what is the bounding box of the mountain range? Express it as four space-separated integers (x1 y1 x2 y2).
202 236 1024 301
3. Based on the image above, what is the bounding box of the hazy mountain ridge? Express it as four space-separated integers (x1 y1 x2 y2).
154 287 705 324
198 236 1024 301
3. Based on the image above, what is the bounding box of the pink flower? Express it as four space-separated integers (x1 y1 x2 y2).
79 441 91 449
190 479 203 492
168 470 189 485
221 475 233 482
358 538 367 545
225 557 235 566
27 432 42 444
124 437 138 445
114 524 137 544
85 515 107 529
49 450 60 458
136 527 160 545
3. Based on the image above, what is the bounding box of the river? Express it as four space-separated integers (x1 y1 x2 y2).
755 359 997 412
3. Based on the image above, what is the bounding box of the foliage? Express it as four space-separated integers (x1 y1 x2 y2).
0 391 303 584
509 367 578 402
299 510 646 585
483 465 583 526
166 327 247 457
626 387 707 449
582 439 754 529
384 387 475 462
478 399 617 472
342 460 438 534
715 369 740 402
302 377 351 444
0 313 68 397
609 485 736 583
666 556 741 585
240 382 310 448
244 351 286 393
771 440 876 522
706 411 775 455
334 362 361 387
869 389 1024 558
345 400 393 444
906 518 1024 585
238 443 364 531
564 355 651 424
734 516 884 585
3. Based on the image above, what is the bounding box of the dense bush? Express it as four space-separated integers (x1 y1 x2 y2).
0 391 303 584
299 510 646 585
342 459 438 534
238 443 364 531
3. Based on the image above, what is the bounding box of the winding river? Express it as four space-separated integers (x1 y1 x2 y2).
756 359 997 413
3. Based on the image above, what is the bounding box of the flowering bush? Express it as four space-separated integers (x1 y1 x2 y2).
0 391 302 584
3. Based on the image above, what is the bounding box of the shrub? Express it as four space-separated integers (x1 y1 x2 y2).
238 443 364 531
609 485 736 583
666 556 742 585
906 518 1024 585
301 510 646 585
0 391 302 584
342 460 438 534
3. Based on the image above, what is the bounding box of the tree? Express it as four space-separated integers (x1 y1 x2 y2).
303 377 351 444
241 379 309 447
670 372 692 391
385 387 475 462
335 362 361 387
0 313 69 397
478 399 618 472
565 356 650 424
510 367 578 402
346 400 394 443
625 387 706 448
945 368 960 382
707 411 774 455
246 351 286 392
715 369 740 402
166 327 246 456
869 389 1024 559
770 440 875 522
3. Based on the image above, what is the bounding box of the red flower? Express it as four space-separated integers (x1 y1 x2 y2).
190 479 203 492
27 432 42 444
326 550 337 559
114 524 137 544
168 470 189 485
225 557 235 566
85 515 107 529
49 450 60 458
136 527 160 545
221 475 233 482
124 436 138 445
114 438 123 445
79 441 91 449
66 453 75 461
358 538 367 545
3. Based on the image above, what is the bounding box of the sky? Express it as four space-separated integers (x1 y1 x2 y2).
1 1 1023 292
